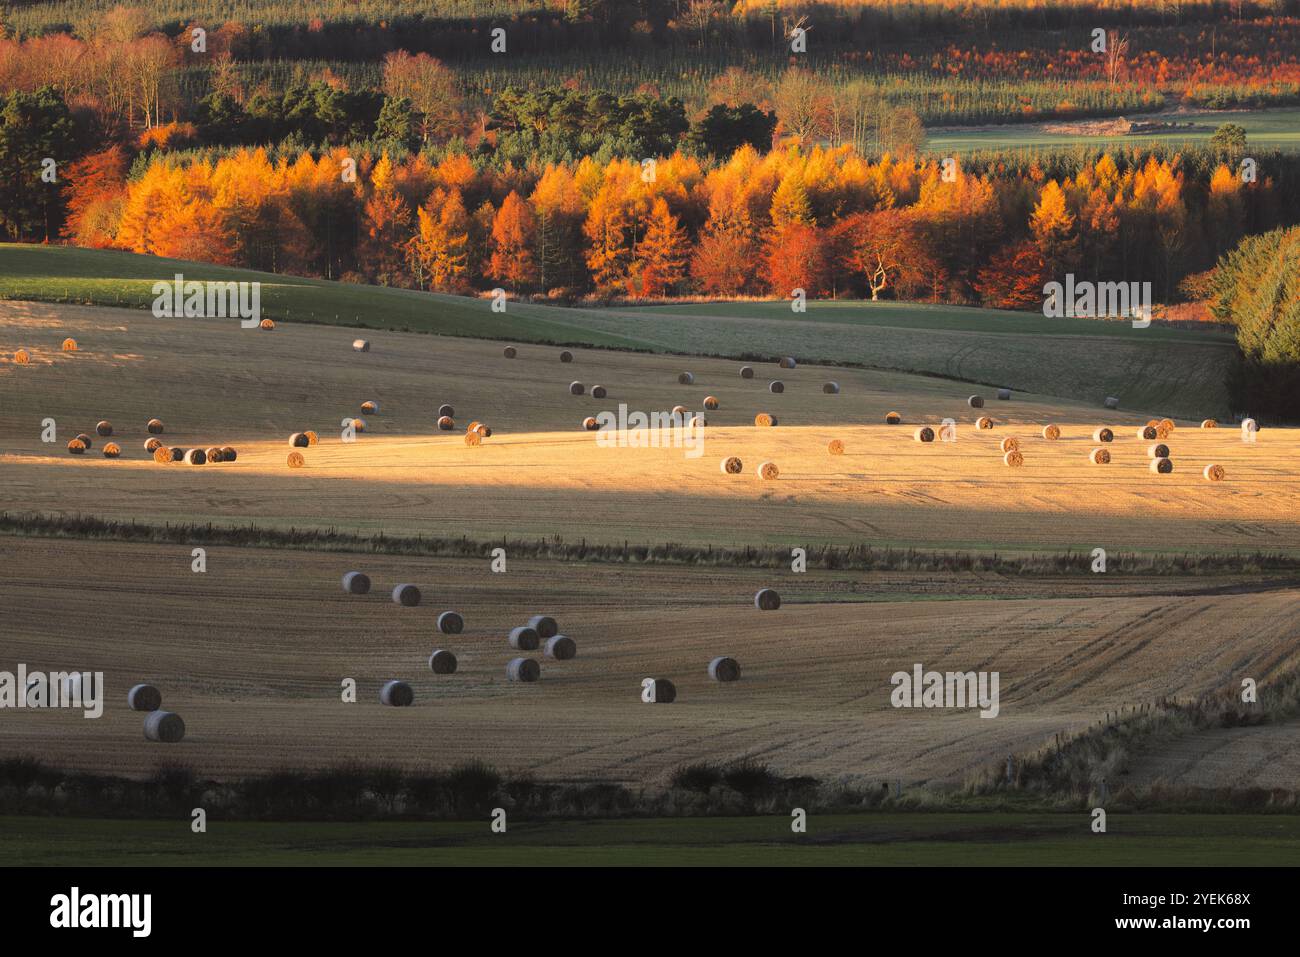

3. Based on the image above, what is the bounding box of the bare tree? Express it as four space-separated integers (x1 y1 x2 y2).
1105 31 1129 87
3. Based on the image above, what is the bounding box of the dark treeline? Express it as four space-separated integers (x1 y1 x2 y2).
19 1 1300 61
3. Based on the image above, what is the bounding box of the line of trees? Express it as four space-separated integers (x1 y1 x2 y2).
48 136 1287 309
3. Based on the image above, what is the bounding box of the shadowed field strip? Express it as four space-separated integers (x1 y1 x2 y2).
3 813 1299 866
5 537 1298 785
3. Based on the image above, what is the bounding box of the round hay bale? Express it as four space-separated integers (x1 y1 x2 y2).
287 451 306 468
259 318 275 331
1003 450 1024 468
341 571 371 595
152 446 171 464
678 371 695 385
559 351 573 363
997 388 1012 401
1149 457 1173 474
507 658 540 682
145 437 163 453
779 356 797 369
1104 396 1120 410
645 678 677 703
769 380 785 394
380 680 414 706
1159 418 1175 433
885 411 902 425
465 430 482 446
95 420 113 437
708 656 741 682
1242 417 1258 433
392 583 421 607
720 455 743 474
184 448 206 465
582 416 599 431
1092 427 1114 443
14 349 30 364
438 404 455 418
143 711 185 742
545 635 577 660
756 460 779 480
1204 463 1226 482
703 395 720 410
437 416 455 431
289 432 309 448
968 395 984 409
352 338 370 352
822 382 840 395
67 438 85 455
509 626 540 650
671 405 688 417
75 433 93 449
1089 447 1111 465
62 338 78 352
1147 443 1170 459
569 381 585 396
914 426 935 443
591 384 607 399
221 446 237 462
1042 424 1061 440
754 588 781 611
304 430 319 446
1138 425 1158 440
205 446 224 463
361 400 378 415
127 684 162 712
754 413 776 427
976 416 993 430
1000 436 1020 453
504 346 517 358
437 611 465 635
739 366 754 379
168 446 184 462
147 418 164 435
527 615 559 639
102 442 121 459
828 439 845 455
1201 419 1217 429
429 650 458 674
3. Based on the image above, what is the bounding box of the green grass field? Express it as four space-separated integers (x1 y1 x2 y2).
5 813 1298 866
926 106 1300 155
0 243 1235 417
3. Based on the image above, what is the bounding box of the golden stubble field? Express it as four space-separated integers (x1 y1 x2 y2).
5 537 1299 785
1 301 1296 555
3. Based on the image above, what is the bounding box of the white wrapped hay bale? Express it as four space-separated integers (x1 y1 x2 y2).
527 615 558 639
509 626 540 650
545 635 577 660
380 680 414 706
127 684 162 712
429 650 458 674
391 583 421 607
708 656 741 682
507 658 540 682
144 711 185 742
342 571 371 595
